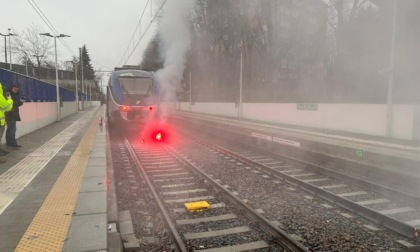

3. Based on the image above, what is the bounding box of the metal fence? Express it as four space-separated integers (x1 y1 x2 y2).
0 62 75 81
0 68 89 102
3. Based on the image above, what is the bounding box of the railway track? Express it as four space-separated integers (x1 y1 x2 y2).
123 138 309 252
172 126 420 242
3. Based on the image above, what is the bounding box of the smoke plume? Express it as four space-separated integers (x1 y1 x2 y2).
156 0 193 111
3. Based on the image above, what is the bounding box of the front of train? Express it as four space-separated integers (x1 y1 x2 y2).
107 68 159 128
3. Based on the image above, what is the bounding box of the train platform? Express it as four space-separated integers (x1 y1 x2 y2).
174 111 420 180
0 106 117 252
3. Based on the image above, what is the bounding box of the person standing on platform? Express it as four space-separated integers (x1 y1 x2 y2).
0 83 14 163
5 85 24 149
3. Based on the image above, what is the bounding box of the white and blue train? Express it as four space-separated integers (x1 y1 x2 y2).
106 65 159 129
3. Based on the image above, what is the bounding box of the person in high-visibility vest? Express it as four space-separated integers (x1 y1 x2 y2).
5 84 24 148
0 82 14 164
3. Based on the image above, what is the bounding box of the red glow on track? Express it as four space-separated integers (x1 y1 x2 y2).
138 119 177 144
155 132 162 141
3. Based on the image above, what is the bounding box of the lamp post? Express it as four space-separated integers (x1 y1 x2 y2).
89 79 92 106
79 48 85 110
237 42 243 119
0 29 17 70
189 70 192 111
39 33 71 121
0 34 7 65
67 61 79 111
386 0 398 138
8 28 15 70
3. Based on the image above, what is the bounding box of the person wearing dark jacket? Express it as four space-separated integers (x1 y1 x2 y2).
5 85 24 149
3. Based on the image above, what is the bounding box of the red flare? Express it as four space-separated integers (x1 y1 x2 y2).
156 132 162 141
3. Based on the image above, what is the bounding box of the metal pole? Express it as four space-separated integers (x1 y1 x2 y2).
189 70 191 111
3 36 6 64
54 37 61 121
89 80 92 106
25 57 28 75
80 48 85 110
75 63 79 111
8 29 12 70
386 0 397 137
238 50 243 118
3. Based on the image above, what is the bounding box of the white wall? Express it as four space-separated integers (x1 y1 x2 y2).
17 103 57 139
179 102 237 117
177 102 416 140
1 101 99 145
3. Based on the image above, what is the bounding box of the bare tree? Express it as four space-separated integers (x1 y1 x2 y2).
12 24 54 69
324 0 387 102
325 0 373 74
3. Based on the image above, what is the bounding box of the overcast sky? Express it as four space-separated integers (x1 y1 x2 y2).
1 0 160 73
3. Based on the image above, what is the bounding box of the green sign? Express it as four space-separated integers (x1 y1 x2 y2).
297 103 318 111
356 149 365 159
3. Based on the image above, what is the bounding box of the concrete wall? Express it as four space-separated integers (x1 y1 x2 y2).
1 101 101 145
176 102 418 141
414 105 420 141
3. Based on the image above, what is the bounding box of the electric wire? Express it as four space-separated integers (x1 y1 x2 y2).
27 0 76 58
91 59 112 71
118 0 168 67
27 0 112 88
117 0 151 67
31 0 75 57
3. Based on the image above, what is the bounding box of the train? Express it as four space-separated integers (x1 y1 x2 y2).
106 65 159 129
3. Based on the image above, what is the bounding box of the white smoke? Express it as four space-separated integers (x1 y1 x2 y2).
156 0 193 108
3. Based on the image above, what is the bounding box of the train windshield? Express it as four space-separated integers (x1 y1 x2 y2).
118 71 153 96
118 76 152 96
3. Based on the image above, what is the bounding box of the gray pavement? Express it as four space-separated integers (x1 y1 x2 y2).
0 106 101 252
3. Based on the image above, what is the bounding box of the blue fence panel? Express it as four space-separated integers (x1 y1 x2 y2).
0 68 76 102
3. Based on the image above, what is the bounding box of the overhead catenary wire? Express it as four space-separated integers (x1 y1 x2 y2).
26 0 113 89
27 0 76 58
30 0 75 57
91 59 113 71
117 0 168 67
117 0 151 67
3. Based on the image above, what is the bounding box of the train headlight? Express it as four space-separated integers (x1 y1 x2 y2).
119 106 128 111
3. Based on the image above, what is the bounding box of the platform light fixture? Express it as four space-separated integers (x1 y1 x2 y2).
40 33 71 121
0 29 17 70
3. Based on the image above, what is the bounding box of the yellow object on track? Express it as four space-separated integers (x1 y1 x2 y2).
184 201 211 212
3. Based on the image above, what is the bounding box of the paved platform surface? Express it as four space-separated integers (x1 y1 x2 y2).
0 106 110 252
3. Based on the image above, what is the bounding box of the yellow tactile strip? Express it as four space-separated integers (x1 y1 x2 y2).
15 111 100 252
0 111 93 215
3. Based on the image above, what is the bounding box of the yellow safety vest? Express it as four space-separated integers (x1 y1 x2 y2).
0 82 14 126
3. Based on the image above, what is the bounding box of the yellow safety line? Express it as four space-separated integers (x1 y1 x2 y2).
15 111 100 252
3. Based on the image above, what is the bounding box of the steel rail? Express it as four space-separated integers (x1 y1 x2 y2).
163 144 310 252
124 138 188 252
193 135 420 240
